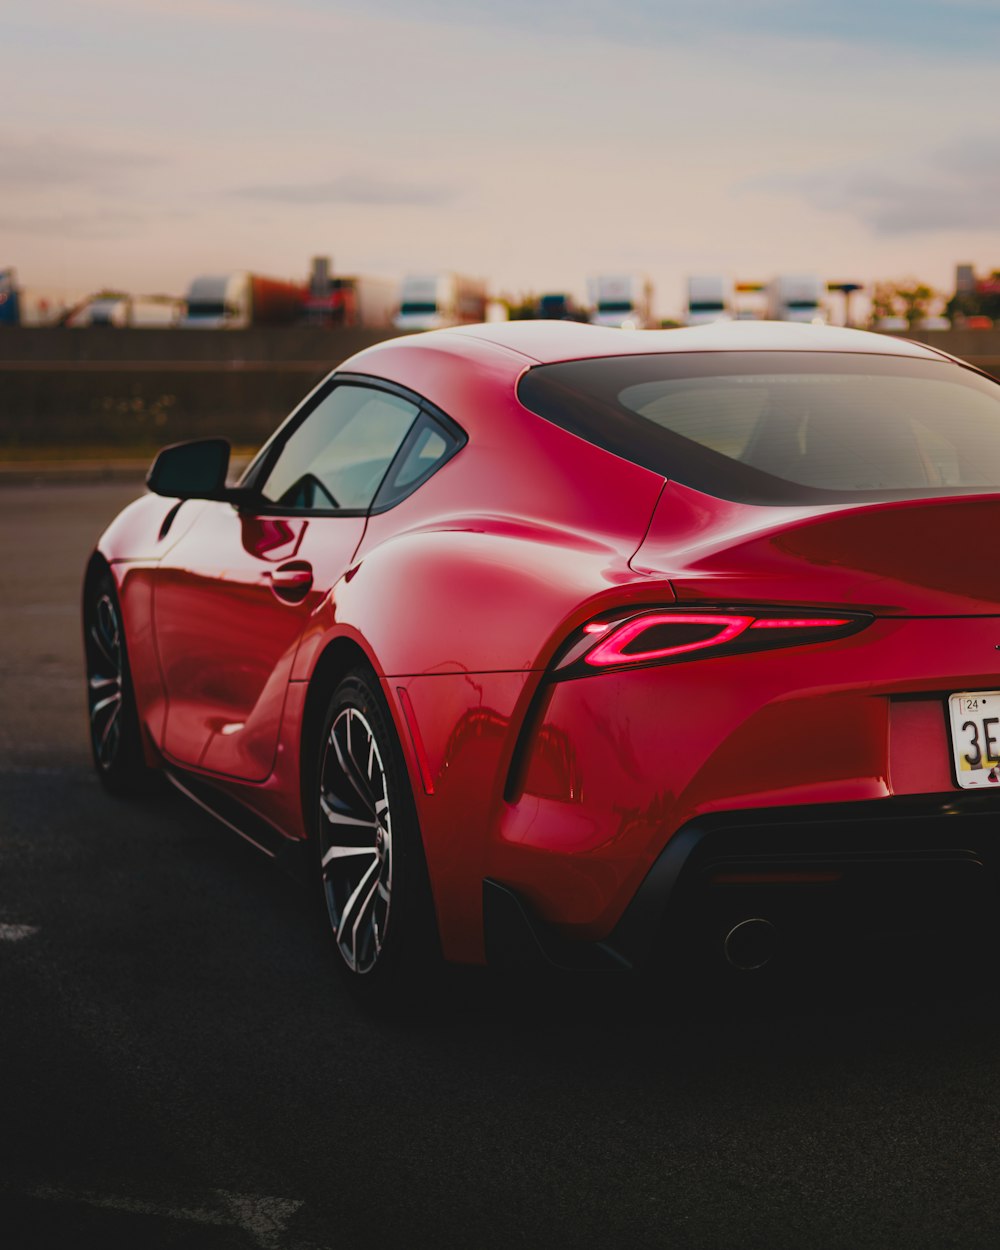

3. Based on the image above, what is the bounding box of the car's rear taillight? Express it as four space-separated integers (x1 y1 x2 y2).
553 608 870 676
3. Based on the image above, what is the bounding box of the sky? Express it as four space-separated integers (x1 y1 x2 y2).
3 0 999 319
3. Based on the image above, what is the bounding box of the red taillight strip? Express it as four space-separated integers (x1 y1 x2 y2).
581 612 857 668
749 618 850 629
584 613 755 667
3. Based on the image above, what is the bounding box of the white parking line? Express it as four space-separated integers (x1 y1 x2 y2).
0 924 38 942
28 1185 304 1248
32 1186 229 1229
217 1190 307 1248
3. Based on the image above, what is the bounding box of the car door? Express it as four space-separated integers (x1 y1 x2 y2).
152 381 422 782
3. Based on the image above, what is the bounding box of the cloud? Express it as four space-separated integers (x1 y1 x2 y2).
69 0 1000 60
751 133 1000 236
298 0 1000 58
231 174 461 207
0 209 150 240
0 137 160 191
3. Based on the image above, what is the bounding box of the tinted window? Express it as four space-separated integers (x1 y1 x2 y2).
260 385 418 511
373 414 462 510
517 351 1000 505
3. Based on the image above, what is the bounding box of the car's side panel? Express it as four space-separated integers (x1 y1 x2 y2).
151 504 366 781
189 680 312 843
96 494 216 766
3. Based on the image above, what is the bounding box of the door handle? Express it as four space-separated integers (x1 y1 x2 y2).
267 560 313 601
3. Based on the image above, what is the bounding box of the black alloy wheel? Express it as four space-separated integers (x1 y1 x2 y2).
317 669 440 1007
83 568 156 794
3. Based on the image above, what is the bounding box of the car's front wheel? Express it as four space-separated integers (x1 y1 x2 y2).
83 567 157 795
316 669 441 1009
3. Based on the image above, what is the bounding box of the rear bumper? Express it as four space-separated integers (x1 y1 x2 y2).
493 616 1000 942
484 790 1000 972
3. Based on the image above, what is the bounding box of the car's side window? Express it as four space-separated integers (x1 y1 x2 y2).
259 384 419 512
373 414 462 510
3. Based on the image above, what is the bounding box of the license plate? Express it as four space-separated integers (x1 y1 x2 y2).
949 691 1000 788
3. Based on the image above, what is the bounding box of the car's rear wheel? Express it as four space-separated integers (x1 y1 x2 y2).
316 669 440 1009
83 568 156 795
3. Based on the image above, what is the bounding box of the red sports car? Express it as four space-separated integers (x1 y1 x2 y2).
84 321 1000 1003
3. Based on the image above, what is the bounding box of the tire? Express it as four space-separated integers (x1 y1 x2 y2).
83 568 158 795
315 668 441 1010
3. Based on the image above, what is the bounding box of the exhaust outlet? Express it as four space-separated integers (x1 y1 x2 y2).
723 918 778 971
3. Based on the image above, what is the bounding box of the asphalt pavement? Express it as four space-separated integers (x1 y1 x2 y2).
4 479 1000 1249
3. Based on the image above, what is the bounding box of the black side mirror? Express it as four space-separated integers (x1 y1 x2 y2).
147 438 232 499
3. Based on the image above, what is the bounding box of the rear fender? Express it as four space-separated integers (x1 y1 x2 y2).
292 526 675 681
290 530 674 963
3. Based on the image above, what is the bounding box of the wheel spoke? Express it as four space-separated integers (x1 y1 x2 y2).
322 844 377 868
90 693 121 722
319 794 376 830
89 622 117 669
336 857 380 967
351 874 382 966
96 598 120 650
330 721 376 815
345 711 378 800
97 702 121 763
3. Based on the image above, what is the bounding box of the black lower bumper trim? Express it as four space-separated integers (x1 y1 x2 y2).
483 879 632 972
484 790 1000 974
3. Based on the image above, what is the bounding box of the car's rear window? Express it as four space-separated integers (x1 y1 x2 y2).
517 351 1000 504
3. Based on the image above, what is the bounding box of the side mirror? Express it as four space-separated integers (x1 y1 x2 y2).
147 438 232 499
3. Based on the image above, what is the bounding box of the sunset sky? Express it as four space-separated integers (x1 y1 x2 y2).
5 0 999 318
